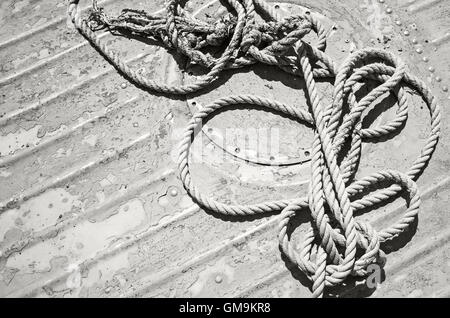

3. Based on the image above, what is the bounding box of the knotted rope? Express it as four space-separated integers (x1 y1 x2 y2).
68 0 441 297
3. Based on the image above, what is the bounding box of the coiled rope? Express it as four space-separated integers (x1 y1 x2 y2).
68 0 441 297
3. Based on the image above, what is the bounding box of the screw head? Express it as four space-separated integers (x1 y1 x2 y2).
428 66 435 72
422 56 429 62
395 20 402 26
120 83 127 89
215 275 223 283
412 38 418 44
403 30 410 36
386 8 392 14
415 48 423 54
170 188 178 197
443 86 449 92
436 76 442 82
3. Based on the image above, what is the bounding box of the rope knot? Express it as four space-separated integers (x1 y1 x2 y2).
279 15 311 33
87 8 108 31
241 26 262 53
206 14 236 46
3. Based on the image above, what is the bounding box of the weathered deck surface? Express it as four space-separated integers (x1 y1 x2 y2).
0 0 449 297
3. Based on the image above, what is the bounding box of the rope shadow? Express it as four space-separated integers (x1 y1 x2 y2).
83 29 189 101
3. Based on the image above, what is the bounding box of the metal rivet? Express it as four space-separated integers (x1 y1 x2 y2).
120 83 127 89
379 0 385 3
443 86 449 92
412 38 418 44
395 20 402 26
428 66 435 72
422 57 429 62
215 275 223 283
403 30 410 36
386 8 392 14
436 76 442 82
415 48 423 54
170 188 178 197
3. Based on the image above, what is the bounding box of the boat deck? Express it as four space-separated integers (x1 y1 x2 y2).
0 0 449 297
